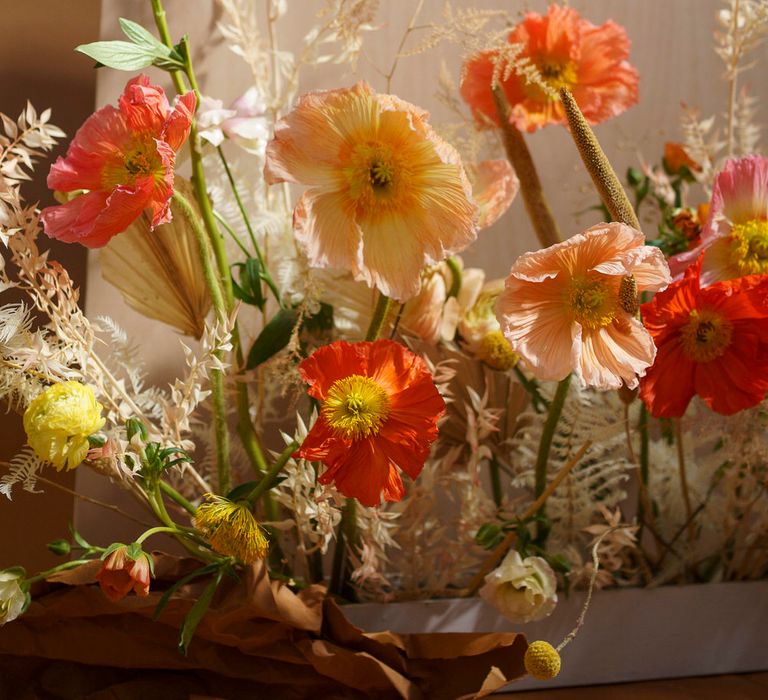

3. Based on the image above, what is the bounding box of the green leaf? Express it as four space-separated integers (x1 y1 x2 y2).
246 308 298 369
118 18 171 55
69 524 91 550
178 570 223 655
153 562 221 621
226 480 259 501
100 542 126 560
231 259 265 309
475 523 503 550
75 40 158 71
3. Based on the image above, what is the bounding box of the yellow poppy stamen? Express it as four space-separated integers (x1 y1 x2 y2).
569 275 619 329
323 374 390 440
680 308 733 362
729 219 768 275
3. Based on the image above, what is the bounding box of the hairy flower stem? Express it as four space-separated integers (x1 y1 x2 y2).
159 480 198 517
534 375 571 502
560 87 641 230
365 292 392 341
329 498 358 598
489 455 503 507
675 419 696 544
246 441 299 504
173 190 231 493
492 86 561 248
330 293 392 596
151 0 270 493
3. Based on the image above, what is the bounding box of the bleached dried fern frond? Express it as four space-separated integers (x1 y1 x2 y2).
0 447 45 499
679 104 724 190
311 0 380 70
100 179 212 339
715 0 768 81
511 384 632 549
216 0 271 97
0 103 65 190
733 84 762 156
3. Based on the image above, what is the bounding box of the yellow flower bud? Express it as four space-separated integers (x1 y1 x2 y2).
524 640 561 680
23 381 105 471
476 330 519 371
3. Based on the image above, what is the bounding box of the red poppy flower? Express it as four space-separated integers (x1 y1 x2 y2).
41 75 196 248
460 4 638 133
95 545 152 602
295 340 445 506
640 259 768 417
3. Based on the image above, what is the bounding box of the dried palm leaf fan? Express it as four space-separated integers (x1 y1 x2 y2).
100 178 211 338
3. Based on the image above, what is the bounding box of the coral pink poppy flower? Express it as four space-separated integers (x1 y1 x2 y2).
640 258 768 417
295 340 445 507
96 545 152 602
460 4 639 133
41 75 196 248
669 155 768 284
264 81 478 302
495 223 671 389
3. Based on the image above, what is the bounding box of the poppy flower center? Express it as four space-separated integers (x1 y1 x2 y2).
680 308 733 362
527 59 579 99
345 142 407 214
730 219 768 275
323 374 390 440
569 275 618 329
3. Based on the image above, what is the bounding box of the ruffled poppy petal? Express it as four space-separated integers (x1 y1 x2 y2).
83 178 156 248
640 341 696 417
119 75 171 134
294 189 363 274
468 159 519 229
47 105 130 192
162 91 197 151
323 437 394 507
41 191 109 245
297 340 367 400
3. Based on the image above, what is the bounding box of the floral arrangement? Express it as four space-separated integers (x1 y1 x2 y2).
2 0 768 693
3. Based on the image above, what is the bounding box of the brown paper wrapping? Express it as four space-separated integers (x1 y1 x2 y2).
0 555 527 699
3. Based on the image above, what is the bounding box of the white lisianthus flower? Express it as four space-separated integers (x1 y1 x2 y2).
0 570 27 625
479 550 557 622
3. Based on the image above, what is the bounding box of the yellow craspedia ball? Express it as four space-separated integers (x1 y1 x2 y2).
524 640 561 680
477 330 519 371
23 381 105 471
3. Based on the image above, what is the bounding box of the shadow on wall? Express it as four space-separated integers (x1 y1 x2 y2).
0 1 101 571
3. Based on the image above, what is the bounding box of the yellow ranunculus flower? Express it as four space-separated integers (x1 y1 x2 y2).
23 381 105 471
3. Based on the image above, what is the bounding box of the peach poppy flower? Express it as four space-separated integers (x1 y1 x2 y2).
264 81 478 302
460 4 639 133
669 155 768 284
295 340 445 506
495 223 671 389
41 75 196 248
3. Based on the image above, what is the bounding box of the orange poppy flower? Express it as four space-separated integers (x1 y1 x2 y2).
295 340 445 506
460 4 638 133
640 259 768 417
